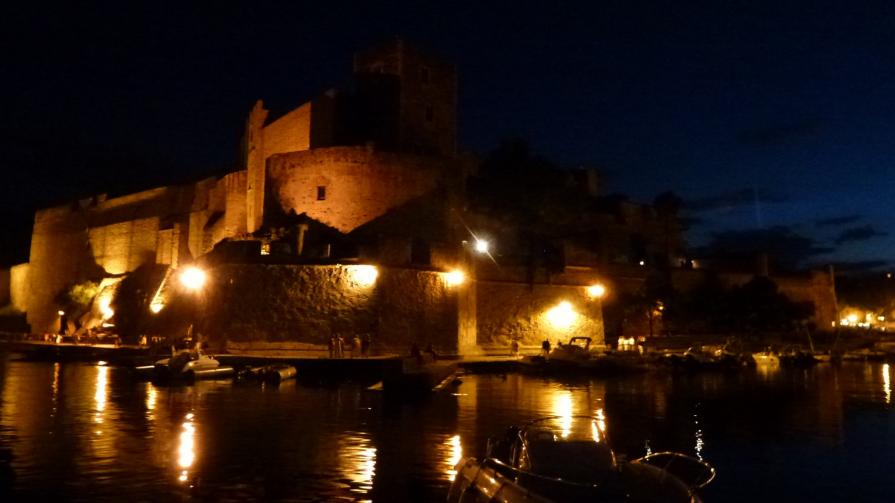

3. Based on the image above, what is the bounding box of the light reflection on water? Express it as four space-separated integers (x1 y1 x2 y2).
884 363 891 404
177 412 196 483
0 360 894 501
338 431 376 496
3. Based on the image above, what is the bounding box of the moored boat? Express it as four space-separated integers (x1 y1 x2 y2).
148 345 233 380
448 416 714 503
237 364 297 383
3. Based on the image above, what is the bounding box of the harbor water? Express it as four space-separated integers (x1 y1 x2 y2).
1 355 893 501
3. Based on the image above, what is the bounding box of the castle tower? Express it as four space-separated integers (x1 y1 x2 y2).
353 39 457 157
245 100 269 234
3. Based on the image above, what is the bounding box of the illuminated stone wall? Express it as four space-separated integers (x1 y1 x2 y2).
24 176 245 333
376 268 465 353
267 147 449 233
475 280 605 348
262 103 313 157
199 264 468 353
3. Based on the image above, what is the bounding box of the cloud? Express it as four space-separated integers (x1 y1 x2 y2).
737 119 824 148
834 225 887 245
815 214 862 227
685 187 788 213
821 260 890 273
694 225 833 270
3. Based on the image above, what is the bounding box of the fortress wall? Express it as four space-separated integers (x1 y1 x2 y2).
24 176 237 333
376 268 462 353
775 271 837 329
222 170 247 238
27 206 97 333
10 263 29 312
267 147 445 233
263 102 312 158
88 217 160 275
476 281 605 349
199 264 466 353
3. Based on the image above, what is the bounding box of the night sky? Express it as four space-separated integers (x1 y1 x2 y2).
2 1 894 270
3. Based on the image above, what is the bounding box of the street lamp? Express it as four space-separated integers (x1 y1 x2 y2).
179 266 207 292
586 283 606 299
474 238 490 255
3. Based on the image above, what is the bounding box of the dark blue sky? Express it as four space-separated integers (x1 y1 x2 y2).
2 1 893 269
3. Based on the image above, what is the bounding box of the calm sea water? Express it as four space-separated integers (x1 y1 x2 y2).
0 355 893 502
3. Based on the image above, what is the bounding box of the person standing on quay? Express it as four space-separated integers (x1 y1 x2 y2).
352 335 362 359
361 334 370 357
541 339 551 357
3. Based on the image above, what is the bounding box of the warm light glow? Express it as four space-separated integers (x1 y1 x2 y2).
553 393 574 438
444 269 465 287
444 434 463 480
146 384 157 413
639 260 645 266
94 366 108 427
179 266 207 291
348 265 379 287
99 297 114 320
178 412 196 483
595 408 607 440
338 432 377 495
586 283 606 299
847 313 859 324
884 364 891 405
474 238 490 254
150 302 164 314
545 301 578 331
58 310 65 316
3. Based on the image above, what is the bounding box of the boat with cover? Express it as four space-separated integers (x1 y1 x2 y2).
448 415 714 503
147 344 233 380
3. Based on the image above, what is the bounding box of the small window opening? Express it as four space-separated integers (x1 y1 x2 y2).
317 186 326 200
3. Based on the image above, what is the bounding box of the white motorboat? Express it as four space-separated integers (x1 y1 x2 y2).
448 415 715 503
152 345 232 380
548 337 594 362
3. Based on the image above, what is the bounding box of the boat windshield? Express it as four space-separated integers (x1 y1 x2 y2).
520 417 615 483
526 439 614 482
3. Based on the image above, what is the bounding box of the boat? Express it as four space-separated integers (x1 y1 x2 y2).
778 346 818 367
549 336 595 363
141 344 234 380
663 344 752 371
752 349 780 366
448 415 714 503
236 364 297 383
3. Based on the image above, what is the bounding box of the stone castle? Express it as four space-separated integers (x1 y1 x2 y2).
0 40 836 352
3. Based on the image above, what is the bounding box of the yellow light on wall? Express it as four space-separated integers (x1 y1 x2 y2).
546 301 578 330
179 266 207 291
586 283 606 299
149 302 164 314
98 297 114 320
349 265 378 287
444 269 465 286
847 313 859 324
